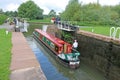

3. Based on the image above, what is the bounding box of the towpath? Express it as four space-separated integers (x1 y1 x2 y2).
10 32 46 80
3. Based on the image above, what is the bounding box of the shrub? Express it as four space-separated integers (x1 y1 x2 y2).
0 14 7 24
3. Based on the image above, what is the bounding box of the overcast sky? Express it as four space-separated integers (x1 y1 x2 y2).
0 0 120 14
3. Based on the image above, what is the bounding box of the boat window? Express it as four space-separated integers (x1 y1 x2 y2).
55 46 59 52
50 42 55 49
35 31 39 37
46 39 50 45
42 37 46 42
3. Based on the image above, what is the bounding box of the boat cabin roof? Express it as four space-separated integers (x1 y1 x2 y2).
35 29 66 47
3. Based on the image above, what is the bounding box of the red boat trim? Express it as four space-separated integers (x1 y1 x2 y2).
35 29 63 47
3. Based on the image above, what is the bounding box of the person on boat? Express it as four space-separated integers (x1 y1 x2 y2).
72 40 78 50
51 17 56 23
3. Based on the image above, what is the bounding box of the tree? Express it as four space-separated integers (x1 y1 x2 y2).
18 0 43 19
113 4 120 16
0 14 7 24
60 0 81 21
60 0 120 26
4 11 18 17
0 9 3 14
48 9 56 17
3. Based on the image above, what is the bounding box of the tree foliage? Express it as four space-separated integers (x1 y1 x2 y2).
61 0 81 21
60 0 120 26
0 9 3 14
18 0 43 20
48 9 56 17
4 11 18 17
0 14 7 24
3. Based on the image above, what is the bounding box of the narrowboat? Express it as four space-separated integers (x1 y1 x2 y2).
33 29 80 69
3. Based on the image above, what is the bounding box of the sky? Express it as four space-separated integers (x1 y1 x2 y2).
0 0 120 14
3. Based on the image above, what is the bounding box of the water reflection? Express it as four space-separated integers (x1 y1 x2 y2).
24 23 105 80
26 36 69 80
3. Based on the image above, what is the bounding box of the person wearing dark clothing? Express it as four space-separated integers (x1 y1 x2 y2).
13 18 17 25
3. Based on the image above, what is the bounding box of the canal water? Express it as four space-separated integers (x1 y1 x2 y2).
23 24 106 80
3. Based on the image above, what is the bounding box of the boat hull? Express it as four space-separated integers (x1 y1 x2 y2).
33 33 80 69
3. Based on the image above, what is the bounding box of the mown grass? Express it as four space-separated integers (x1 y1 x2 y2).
80 26 111 36
80 26 120 39
0 29 12 80
28 18 51 23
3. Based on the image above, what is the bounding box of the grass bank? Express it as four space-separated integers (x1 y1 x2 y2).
0 29 12 80
80 26 120 38
28 18 51 24
80 26 110 36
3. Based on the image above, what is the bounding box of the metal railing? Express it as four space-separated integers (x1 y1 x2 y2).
110 27 120 39
56 21 79 31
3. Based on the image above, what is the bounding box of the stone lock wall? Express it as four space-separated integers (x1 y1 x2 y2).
77 30 120 80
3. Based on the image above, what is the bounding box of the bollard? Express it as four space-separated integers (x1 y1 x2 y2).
6 30 8 35
92 28 94 32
